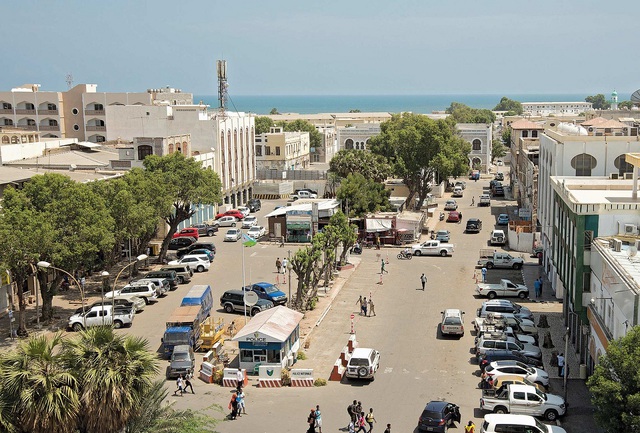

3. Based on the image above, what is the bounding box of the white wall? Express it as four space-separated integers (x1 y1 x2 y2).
0 137 76 164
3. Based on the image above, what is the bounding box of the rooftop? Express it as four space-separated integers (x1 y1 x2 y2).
550 176 640 209
510 119 544 130
592 237 640 296
232 306 303 342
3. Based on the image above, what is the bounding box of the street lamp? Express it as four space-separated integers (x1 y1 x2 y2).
112 254 148 310
100 271 110 325
36 261 85 313
287 250 293 308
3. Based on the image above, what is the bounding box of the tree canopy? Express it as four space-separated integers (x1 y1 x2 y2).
445 102 496 124
588 326 640 432
585 94 611 110
254 116 273 135
336 173 392 217
329 149 392 183
618 100 635 110
491 138 508 162
493 97 523 115
276 119 322 149
269 108 279 115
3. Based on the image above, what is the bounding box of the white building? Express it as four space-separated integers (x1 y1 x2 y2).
255 127 310 171
456 123 492 173
522 101 593 117
336 124 381 151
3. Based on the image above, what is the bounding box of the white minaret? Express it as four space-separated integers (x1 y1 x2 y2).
611 90 618 110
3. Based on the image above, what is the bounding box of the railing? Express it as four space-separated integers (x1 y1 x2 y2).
86 125 106 131
18 125 37 131
38 109 58 115
38 125 60 131
85 110 105 115
0 109 13 114
256 169 327 181
15 109 36 115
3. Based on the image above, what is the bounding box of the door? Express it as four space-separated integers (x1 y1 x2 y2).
274 222 282 238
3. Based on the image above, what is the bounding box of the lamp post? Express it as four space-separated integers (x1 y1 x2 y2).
100 271 110 325
287 250 292 308
112 254 148 310
36 261 85 313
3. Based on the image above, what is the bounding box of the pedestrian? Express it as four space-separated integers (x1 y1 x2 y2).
184 370 194 394
471 196 475 206
228 392 238 420
420 273 427 290
481 267 487 283
281 257 288 274
276 257 282 273
236 368 244 391
383 424 391 433
557 353 565 377
174 375 184 396
355 412 367 433
356 401 363 417
368 298 376 317
534 277 542 298
348 400 358 425
365 408 377 432
458 212 462 223
315 404 322 433
356 296 364 315
375 234 380 250
380 259 387 274
348 421 356 433
80 276 86 292
361 297 368 316
464 420 476 433
236 389 247 416
307 408 317 433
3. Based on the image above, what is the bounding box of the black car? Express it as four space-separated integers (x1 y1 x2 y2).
176 241 217 257
493 187 505 197
247 198 261 212
417 401 461 433
219 290 274 316
168 236 196 250
478 349 543 372
143 270 179 289
190 223 219 236
465 218 482 233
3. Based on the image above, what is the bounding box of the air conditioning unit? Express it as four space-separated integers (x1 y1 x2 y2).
610 173 619 179
613 238 623 252
624 224 638 235
625 172 634 180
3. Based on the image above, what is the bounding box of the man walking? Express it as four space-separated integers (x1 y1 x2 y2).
481 266 487 283
534 277 542 298
281 257 288 274
276 257 282 274
365 408 377 432
356 296 364 315
174 375 184 396
362 297 368 316
314 404 322 433
368 298 376 317
348 400 358 426
184 370 195 394
380 259 387 274
420 273 427 290
557 353 565 377
384 424 391 433
236 368 244 392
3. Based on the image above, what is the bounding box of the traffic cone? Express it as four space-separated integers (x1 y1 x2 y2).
378 274 383 285
275 274 280 285
283 273 287 284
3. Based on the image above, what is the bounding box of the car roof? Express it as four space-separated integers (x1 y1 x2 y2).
351 347 376 357
424 401 449 411
442 308 463 317
483 414 537 425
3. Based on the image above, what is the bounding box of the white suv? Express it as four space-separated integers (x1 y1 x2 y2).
168 255 210 272
105 282 157 305
480 414 566 433
440 309 464 336
345 348 380 381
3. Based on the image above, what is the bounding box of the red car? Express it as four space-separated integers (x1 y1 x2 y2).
447 211 461 223
172 227 200 240
215 209 245 220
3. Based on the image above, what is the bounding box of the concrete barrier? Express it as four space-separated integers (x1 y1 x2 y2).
329 359 345 381
291 368 314 387
199 361 214 384
222 368 246 387
257 364 282 388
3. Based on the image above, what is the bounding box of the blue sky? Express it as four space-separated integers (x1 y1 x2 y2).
2 0 639 96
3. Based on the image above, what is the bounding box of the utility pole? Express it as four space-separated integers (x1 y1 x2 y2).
287 249 292 308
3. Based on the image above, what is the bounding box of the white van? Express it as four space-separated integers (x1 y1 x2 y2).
480 413 566 433
440 309 464 336
479 194 491 206
453 186 464 197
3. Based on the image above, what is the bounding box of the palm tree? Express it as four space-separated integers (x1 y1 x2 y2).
0 333 79 433
62 326 158 433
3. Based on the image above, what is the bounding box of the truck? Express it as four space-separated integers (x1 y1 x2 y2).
68 305 134 331
411 240 455 257
181 284 213 316
197 316 226 352
163 305 207 357
166 344 196 380
476 279 530 300
477 250 524 269
479 384 566 421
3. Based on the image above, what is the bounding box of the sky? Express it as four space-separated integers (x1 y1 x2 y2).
2 0 639 96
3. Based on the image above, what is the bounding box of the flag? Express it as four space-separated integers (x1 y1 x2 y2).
242 233 256 247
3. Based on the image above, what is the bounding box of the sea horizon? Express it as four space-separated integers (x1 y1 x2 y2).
194 93 627 116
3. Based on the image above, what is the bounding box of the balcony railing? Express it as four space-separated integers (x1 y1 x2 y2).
39 125 60 131
18 125 37 131
38 109 59 115
0 109 13 114
15 109 36 115
85 110 105 115
86 125 106 131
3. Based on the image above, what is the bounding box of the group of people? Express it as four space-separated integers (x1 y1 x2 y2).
228 369 248 420
275 257 289 274
173 371 195 396
306 405 323 433
346 400 387 433
356 295 376 317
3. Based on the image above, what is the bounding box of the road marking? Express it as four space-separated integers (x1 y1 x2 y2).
384 367 393 374
250 252 258 257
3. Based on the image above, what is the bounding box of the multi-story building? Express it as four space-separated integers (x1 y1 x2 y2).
522 101 593 116
255 127 310 171
336 124 381 151
508 119 543 201
0 84 64 138
112 135 192 170
456 123 492 174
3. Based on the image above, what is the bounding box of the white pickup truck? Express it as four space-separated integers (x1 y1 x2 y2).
476 279 530 299
68 305 134 331
478 250 524 269
411 240 455 257
480 384 566 421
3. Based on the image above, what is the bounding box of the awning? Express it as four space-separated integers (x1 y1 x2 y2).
366 218 393 232
287 221 311 229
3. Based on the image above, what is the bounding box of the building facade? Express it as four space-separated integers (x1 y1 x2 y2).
456 123 492 174
522 101 593 117
336 124 381 151
255 127 310 171
508 119 544 202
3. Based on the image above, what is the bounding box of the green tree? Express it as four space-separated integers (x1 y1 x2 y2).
336 173 392 217
493 97 523 115
585 94 611 110
501 127 512 146
445 102 496 124
143 153 222 262
254 116 274 135
290 237 324 310
276 119 323 150
329 149 392 182
63 327 158 433
328 211 358 265
269 108 279 115
491 138 507 162
588 326 640 432
0 333 79 433
618 100 635 110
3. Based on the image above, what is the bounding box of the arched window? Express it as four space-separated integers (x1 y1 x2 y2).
614 154 633 176
472 157 482 169
345 138 354 149
1 136 9 144
11 136 19 144
137 144 153 160
571 153 596 176
168 143 174 154
472 139 482 151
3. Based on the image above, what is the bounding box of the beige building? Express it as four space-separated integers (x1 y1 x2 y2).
508 119 544 201
112 135 192 170
255 127 310 171
336 124 381 150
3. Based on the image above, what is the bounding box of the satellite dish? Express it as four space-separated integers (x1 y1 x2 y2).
244 290 259 306
631 89 640 105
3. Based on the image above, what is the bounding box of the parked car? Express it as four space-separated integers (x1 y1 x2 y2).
172 227 200 240
491 375 546 392
190 223 219 236
168 236 197 250
444 200 458 211
493 186 505 197
479 194 491 207
292 190 318 199
447 211 461 223
247 225 266 239
178 248 214 261
105 282 158 305
490 229 506 246
479 350 543 372
178 242 217 256
435 230 450 242
220 290 274 316
455 181 466 190
417 401 461 433
237 206 250 217
478 300 533 321
134 277 170 297
68 305 134 331
480 414 567 433
242 216 258 228
483 360 550 387
242 282 287 305
76 298 145 314
168 255 210 272
224 228 242 242
144 270 179 290
215 210 245 220
247 198 261 212
440 309 464 337
497 214 510 225
412 240 455 257
160 264 193 284
213 216 238 227
466 218 483 233
476 334 542 360
345 347 380 381
494 172 504 181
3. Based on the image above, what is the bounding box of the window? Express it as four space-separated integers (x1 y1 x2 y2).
94 103 104 111
25 103 35 110
72 108 79 115
265 146 271 156
2 102 11 110
47 103 56 111
472 139 481 150
614 154 633 176
2 119 13 126
73 124 80 131
95 135 105 142
345 138 354 149
275 147 280 156
255 146 262 156
26 119 36 126
48 119 58 127
571 153 596 176
522 130 529 138
1 136 9 144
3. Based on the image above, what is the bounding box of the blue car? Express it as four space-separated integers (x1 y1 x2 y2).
497 214 509 225
243 282 288 306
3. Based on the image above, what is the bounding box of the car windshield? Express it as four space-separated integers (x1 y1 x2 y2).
228 230 238 234
172 352 190 361
262 285 278 294
444 318 461 325
349 358 369 366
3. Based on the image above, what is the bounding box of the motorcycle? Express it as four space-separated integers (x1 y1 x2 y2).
439 212 445 221
397 250 413 260
351 244 363 255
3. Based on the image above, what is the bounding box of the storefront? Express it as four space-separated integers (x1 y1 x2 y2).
286 211 312 243
232 306 304 372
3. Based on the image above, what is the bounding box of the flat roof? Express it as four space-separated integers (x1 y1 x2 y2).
264 199 340 218
593 238 640 295
550 176 640 207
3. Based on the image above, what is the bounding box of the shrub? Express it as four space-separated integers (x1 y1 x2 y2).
281 368 291 386
297 351 307 360
314 378 327 387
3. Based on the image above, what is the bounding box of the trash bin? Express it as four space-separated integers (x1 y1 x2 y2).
580 364 587 379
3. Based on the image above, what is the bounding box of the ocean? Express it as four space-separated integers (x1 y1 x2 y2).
193 93 623 115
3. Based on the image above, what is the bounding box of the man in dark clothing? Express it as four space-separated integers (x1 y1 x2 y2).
307 408 317 433
348 400 358 425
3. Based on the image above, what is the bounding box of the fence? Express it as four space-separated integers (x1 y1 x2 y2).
257 169 327 181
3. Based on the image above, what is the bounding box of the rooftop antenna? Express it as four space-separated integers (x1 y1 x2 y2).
217 60 228 117
65 73 74 90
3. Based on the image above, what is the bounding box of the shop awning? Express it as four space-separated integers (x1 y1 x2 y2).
287 221 311 229
366 218 393 232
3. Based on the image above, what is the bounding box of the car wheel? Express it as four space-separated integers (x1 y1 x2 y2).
518 292 527 299
486 262 494 269
513 263 522 270
487 292 497 300
197 265 204 272
414 250 422 256
224 304 234 314
207 230 215 236
544 410 558 421
113 320 123 329
251 308 261 316
72 323 83 332
143 297 150 305
440 250 447 257
231 223 236 227
407 254 412 260
494 406 508 415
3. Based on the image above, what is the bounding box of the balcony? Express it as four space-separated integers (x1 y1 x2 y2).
0 109 12 114
38 109 59 115
19 125 37 131
39 125 60 131
85 110 105 116
15 109 36 115
86 125 106 132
